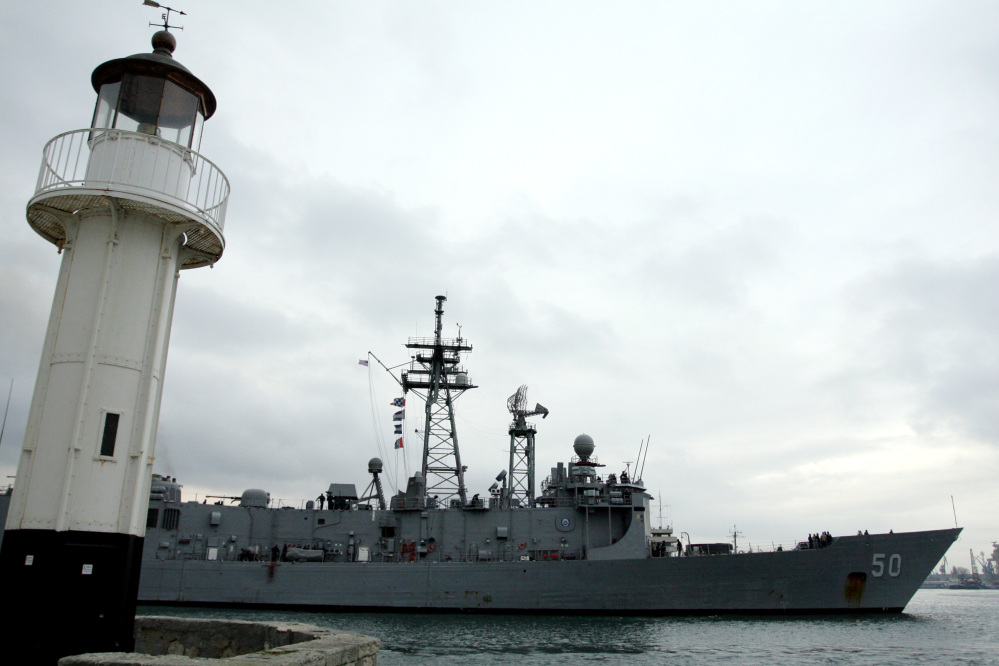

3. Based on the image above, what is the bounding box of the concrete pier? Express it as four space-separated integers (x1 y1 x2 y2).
58 616 379 665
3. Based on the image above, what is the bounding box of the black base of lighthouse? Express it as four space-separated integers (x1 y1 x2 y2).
0 529 143 664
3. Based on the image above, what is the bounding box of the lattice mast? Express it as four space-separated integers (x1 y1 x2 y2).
401 296 476 505
507 385 548 508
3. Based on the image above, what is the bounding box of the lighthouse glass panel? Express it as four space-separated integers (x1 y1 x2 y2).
191 109 204 153
91 81 121 130
158 80 201 147
116 74 167 137
110 74 203 148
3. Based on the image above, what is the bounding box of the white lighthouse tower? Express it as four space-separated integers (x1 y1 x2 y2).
0 25 228 662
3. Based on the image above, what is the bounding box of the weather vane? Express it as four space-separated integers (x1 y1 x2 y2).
143 0 186 32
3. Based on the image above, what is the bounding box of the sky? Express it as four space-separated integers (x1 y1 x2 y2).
0 1 995 564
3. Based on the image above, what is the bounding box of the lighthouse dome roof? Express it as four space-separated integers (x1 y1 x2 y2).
90 31 217 119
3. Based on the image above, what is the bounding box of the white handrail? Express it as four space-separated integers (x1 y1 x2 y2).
33 129 230 233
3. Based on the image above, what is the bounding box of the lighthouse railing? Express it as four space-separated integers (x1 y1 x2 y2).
33 129 230 233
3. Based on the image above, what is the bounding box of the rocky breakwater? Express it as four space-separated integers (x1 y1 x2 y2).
58 616 379 665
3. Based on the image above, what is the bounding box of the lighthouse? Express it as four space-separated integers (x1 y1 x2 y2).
0 26 228 662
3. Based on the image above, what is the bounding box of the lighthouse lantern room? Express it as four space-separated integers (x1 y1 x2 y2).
91 30 215 151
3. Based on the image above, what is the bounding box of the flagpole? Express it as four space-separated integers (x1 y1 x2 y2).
368 352 406 388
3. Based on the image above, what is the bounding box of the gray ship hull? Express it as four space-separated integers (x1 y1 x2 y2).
0 483 959 614
138 528 959 614
0 478 960 614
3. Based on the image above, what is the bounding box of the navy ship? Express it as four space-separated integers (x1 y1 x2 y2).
0 296 961 613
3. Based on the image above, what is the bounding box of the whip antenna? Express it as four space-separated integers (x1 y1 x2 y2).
0 379 12 450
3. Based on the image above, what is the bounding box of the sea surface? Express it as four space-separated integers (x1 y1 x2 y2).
139 589 998 665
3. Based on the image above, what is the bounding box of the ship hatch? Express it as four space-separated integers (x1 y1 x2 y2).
845 571 867 606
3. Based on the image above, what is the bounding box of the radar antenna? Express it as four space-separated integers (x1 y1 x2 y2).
506 385 548 508
359 458 387 510
143 0 186 32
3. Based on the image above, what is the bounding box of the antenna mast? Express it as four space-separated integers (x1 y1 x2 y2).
506 385 548 507
402 296 475 506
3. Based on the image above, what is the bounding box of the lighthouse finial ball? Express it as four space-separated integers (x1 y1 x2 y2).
151 30 176 56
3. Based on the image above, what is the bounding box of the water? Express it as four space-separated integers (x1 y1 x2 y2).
139 589 998 665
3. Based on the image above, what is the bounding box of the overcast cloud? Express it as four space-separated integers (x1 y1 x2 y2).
1 2 995 559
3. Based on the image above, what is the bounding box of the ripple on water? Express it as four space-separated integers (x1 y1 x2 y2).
139 589 999 665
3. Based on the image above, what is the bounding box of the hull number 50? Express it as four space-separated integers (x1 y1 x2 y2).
872 553 902 577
